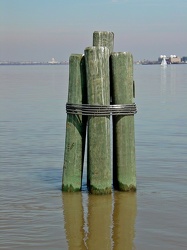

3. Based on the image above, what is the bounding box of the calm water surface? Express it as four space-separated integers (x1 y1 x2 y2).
0 65 187 249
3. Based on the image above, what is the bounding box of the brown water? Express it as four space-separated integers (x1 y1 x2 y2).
0 65 187 249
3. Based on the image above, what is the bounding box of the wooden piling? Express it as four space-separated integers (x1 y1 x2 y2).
93 31 114 54
111 52 136 191
84 46 112 194
62 54 87 192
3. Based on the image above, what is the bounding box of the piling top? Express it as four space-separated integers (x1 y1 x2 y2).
93 31 114 35
111 51 132 56
93 31 114 54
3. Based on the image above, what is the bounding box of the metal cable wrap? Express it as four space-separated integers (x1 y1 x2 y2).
66 103 137 116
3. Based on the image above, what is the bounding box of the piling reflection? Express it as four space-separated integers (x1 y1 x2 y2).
87 194 113 249
62 192 137 249
62 193 86 249
113 192 137 250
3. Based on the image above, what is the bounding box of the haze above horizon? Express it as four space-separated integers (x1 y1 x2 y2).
1 0 187 61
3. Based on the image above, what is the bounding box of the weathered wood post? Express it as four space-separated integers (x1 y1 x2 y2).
62 31 137 194
93 31 114 54
84 46 111 194
111 52 136 191
62 54 87 191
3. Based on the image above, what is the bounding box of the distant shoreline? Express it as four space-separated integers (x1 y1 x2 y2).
1 61 187 66
135 61 187 65
0 62 69 66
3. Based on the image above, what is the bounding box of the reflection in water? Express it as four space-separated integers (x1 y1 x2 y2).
169 65 176 97
113 192 137 250
62 192 137 249
160 66 177 103
62 193 86 249
87 194 113 249
160 67 167 102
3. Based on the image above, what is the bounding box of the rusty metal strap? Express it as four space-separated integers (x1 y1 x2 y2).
66 103 137 116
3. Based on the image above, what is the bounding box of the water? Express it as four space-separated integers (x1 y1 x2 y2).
0 64 187 249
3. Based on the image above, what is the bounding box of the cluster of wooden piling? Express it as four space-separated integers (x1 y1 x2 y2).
62 31 137 194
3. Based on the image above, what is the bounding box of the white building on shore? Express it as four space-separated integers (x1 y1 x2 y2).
48 58 59 64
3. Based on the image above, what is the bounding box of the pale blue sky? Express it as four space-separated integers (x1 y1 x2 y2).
1 0 187 61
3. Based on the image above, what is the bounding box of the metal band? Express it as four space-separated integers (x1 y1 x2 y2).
66 103 137 116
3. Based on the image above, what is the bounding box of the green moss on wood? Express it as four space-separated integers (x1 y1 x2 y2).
117 182 137 192
62 184 81 192
89 185 112 195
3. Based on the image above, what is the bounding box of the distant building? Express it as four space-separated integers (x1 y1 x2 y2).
48 58 59 64
181 56 187 63
169 55 181 64
158 55 181 64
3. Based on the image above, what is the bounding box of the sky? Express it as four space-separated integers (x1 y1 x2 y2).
1 0 187 61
